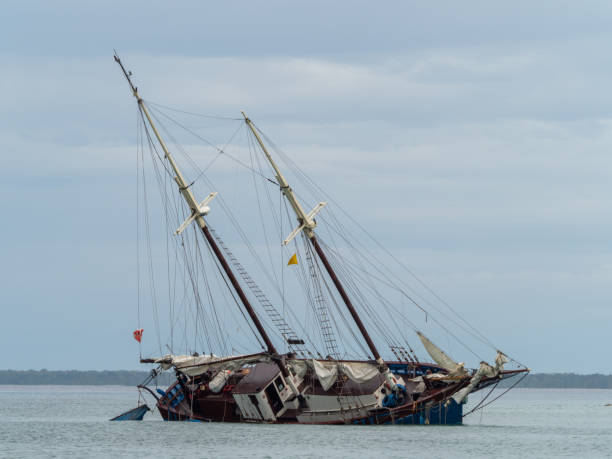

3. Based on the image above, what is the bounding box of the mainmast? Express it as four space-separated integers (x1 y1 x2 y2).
114 54 278 357
242 112 384 364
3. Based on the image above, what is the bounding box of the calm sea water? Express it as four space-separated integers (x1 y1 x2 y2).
0 386 611 458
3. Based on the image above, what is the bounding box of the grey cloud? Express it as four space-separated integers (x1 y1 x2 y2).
1 1 611 372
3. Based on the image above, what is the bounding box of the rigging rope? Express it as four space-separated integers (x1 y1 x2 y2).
463 372 529 417
245 122 525 366
134 102 527 370
146 100 243 120
251 124 500 347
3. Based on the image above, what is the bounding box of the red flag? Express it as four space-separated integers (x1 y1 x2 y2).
133 329 144 343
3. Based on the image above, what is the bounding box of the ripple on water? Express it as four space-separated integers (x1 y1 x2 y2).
0 386 611 458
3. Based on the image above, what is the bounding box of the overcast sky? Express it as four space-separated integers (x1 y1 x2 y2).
1 1 611 373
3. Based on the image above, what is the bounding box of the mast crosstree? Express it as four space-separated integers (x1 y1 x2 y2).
114 53 279 357
242 112 386 365
111 58 528 426
111 57 527 426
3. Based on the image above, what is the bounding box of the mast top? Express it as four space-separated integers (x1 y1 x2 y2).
241 111 326 245
242 112 384 364
114 51 140 99
114 56 279 357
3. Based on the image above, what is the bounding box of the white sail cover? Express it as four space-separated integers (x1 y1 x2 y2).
154 353 271 377
452 351 509 404
417 331 467 377
209 370 232 393
289 359 381 391
156 354 219 371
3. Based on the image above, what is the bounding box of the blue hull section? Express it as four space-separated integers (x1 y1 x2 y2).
110 404 150 421
352 399 463 425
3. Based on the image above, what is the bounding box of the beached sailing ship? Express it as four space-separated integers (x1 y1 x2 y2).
113 53 528 424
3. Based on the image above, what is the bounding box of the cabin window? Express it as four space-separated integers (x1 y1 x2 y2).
274 376 285 393
264 383 283 414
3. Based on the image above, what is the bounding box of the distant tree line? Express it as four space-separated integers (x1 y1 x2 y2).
1 370 611 388
506 373 612 389
0 369 172 386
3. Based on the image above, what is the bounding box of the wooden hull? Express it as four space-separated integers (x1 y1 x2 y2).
155 384 464 425
149 362 527 425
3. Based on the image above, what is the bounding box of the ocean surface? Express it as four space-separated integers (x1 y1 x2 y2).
0 386 611 458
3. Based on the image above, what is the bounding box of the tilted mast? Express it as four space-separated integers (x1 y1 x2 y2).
114 54 278 357
241 112 384 365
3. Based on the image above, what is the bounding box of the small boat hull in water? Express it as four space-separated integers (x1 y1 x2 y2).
110 404 150 421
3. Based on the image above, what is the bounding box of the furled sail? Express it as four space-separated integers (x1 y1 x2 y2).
452 351 508 404
417 331 467 377
155 353 219 371
154 353 271 377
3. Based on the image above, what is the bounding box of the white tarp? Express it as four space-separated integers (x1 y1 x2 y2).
289 360 308 379
406 376 427 393
209 370 232 393
288 359 381 391
417 331 467 377
342 361 381 383
452 351 508 404
312 360 337 391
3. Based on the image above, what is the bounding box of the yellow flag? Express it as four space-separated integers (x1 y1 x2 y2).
287 253 298 266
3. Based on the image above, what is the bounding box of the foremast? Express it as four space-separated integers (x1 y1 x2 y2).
241 112 388 367
114 54 279 358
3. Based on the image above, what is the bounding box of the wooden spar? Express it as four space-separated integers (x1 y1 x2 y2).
242 112 383 364
114 53 278 357
200 225 278 354
310 236 381 361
